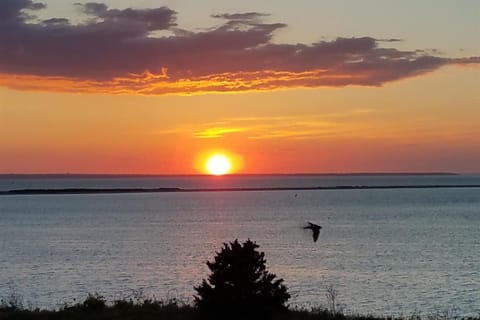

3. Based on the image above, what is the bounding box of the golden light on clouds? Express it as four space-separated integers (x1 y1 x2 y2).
0 70 351 96
1 2 479 98
0 65 400 98
194 127 247 139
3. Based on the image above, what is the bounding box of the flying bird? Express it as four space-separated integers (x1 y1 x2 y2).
304 222 322 242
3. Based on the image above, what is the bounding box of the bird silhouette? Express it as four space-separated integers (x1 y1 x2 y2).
304 222 322 242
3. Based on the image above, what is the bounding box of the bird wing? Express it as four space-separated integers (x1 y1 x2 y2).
308 221 319 228
312 228 320 242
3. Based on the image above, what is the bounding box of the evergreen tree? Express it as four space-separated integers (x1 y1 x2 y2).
194 239 290 319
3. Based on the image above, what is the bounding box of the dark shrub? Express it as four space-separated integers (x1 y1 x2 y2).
82 293 106 310
194 239 290 319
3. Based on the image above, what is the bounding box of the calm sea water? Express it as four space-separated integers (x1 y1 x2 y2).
0 175 479 316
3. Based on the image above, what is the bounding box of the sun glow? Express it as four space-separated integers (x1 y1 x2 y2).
206 154 232 175
195 150 243 175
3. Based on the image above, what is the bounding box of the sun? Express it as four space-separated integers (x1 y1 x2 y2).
195 149 243 175
206 154 232 176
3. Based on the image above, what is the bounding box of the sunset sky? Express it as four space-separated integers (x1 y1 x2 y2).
1 0 479 174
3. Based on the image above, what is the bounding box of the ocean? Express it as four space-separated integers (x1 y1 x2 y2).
0 174 479 316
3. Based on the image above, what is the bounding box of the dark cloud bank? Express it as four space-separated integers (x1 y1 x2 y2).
1 0 478 94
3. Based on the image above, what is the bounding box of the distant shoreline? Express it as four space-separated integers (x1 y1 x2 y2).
1 184 480 195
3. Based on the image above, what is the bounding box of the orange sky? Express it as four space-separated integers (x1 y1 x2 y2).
1 1 479 174
1 66 479 174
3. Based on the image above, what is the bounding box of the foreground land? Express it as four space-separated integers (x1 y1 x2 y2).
1 297 478 320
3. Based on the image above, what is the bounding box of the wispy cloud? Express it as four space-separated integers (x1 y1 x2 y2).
194 127 248 138
231 115 367 140
156 110 374 140
1 1 479 95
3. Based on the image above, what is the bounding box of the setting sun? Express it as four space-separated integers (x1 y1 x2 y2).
206 154 232 175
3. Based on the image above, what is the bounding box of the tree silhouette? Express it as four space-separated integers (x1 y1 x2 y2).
194 239 290 319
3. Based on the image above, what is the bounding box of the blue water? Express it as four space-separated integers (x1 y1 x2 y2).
0 175 479 316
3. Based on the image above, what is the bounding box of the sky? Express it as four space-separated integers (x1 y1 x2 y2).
0 0 479 174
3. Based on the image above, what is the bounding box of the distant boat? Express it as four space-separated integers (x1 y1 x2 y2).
304 222 322 242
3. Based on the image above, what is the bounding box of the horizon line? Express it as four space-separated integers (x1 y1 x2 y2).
0 172 471 178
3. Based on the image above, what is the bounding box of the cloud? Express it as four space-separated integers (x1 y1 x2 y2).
211 12 270 21
76 2 177 31
0 1 478 95
0 0 45 22
194 127 248 138
159 110 480 143
157 110 375 140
